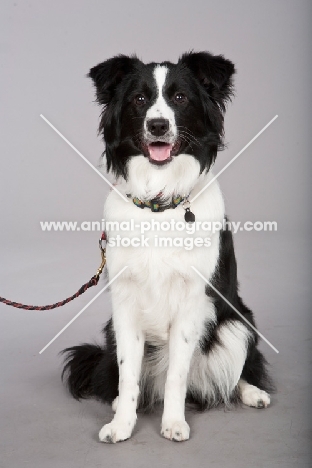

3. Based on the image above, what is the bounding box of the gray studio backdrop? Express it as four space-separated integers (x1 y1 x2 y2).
0 1 311 468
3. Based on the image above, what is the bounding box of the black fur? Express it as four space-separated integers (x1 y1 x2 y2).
61 320 118 404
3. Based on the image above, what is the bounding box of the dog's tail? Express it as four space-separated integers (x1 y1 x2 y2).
61 340 119 404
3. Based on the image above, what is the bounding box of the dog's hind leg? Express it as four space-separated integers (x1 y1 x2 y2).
187 319 252 408
238 379 270 408
238 341 274 408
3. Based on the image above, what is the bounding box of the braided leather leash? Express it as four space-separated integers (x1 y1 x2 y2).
0 233 106 311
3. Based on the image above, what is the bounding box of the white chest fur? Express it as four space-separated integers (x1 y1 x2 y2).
104 157 225 339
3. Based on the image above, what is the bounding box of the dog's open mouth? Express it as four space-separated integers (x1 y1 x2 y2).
144 140 181 165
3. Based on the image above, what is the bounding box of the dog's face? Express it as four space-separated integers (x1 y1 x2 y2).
89 52 235 178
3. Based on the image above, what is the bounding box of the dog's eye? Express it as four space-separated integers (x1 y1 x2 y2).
134 94 146 106
173 92 187 104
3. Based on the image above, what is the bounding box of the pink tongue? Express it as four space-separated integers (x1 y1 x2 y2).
148 144 172 161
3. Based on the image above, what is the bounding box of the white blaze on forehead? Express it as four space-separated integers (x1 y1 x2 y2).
145 65 177 140
154 65 168 100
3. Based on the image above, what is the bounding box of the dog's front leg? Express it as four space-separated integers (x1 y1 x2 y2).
161 316 198 442
99 287 144 443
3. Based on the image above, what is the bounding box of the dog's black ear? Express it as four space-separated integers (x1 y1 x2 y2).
88 55 140 105
179 51 235 109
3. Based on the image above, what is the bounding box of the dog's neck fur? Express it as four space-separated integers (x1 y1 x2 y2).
124 154 203 201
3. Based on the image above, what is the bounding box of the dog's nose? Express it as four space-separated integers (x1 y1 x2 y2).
147 118 170 136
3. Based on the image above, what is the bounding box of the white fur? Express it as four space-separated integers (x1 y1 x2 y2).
125 153 201 201
138 320 252 411
144 66 177 142
112 396 119 412
238 379 271 408
188 321 251 406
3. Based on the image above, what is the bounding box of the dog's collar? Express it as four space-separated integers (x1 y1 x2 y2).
126 193 187 212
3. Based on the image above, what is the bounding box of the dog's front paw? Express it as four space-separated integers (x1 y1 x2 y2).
99 418 134 443
161 420 190 442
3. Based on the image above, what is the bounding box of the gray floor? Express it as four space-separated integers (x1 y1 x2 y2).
0 231 311 468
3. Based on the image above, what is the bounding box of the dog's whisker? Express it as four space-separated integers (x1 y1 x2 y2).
177 127 202 147
178 132 201 148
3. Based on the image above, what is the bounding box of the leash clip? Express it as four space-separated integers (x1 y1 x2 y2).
95 232 107 278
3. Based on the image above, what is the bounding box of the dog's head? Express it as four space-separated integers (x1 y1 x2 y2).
89 52 235 179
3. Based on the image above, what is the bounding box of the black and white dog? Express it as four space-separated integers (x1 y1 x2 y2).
62 52 273 443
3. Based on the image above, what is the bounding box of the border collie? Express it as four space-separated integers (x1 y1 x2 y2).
62 52 273 443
